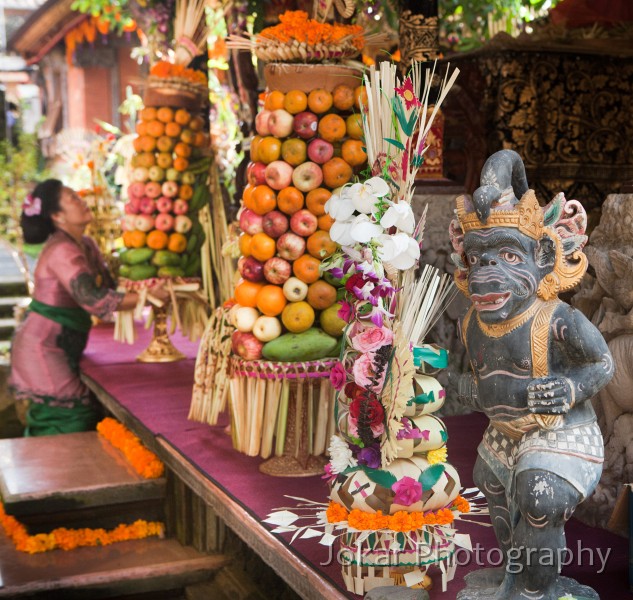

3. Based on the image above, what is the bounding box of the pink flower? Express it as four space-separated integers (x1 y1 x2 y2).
337 301 353 323
395 77 421 111
392 476 422 506
22 194 42 217
330 361 347 391
351 326 394 353
352 353 386 392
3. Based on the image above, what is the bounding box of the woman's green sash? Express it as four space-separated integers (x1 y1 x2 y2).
29 299 92 333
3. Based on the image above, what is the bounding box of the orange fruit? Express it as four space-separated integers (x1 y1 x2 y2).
168 232 187 253
138 152 156 168
306 230 336 259
189 116 205 131
173 156 189 171
123 230 146 249
264 90 285 111
139 135 156 152
250 135 263 162
281 301 315 333
174 142 192 158
317 214 334 232
157 107 175 123
306 279 337 310
235 280 264 308
322 157 353 189
179 184 194 200
194 132 207 147
239 233 253 256
277 187 304 215
157 135 175 152
174 108 191 125
146 229 169 250
252 185 277 216
135 120 148 136
332 84 355 111
293 254 321 284
180 129 195 145
354 86 368 110
345 113 364 140
318 114 347 143
146 120 165 138
140 107 157 121
250 232 276 262
257 136 282 164
132 136 144 153
283 89 308 115
165 121 182 138
306 188 331 216
256 285 287 317
307 89 333 114
341 139 367 167
242 184 256 210
156 152 172 169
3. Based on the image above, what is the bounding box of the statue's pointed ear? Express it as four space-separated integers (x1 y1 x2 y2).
536 234 556 272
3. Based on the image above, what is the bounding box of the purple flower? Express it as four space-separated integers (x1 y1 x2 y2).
328 267 344 279
357 444 381 469
329 361 347 391
396 417 427 440
392 476 423 506
22 194 42 217
337 301 353 322
322 463 336 482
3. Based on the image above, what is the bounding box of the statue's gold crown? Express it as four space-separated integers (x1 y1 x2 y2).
456 190 544 240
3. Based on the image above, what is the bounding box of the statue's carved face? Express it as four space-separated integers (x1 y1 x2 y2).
464 227 555 323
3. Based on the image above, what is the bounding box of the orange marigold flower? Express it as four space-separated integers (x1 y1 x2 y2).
326 501 349 523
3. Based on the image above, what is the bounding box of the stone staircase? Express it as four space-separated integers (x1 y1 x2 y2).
0 431 229 598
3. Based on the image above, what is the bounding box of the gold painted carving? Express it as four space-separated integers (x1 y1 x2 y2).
476 298 543 339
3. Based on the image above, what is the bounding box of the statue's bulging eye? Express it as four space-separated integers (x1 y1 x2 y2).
468 254 478 265
501 251 522 264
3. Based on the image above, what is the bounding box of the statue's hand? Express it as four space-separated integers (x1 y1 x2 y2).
527 376 574 415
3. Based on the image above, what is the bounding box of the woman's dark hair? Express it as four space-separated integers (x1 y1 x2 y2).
20 179 64 244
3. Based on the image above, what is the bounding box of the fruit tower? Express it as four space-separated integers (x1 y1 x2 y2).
230 70 367 362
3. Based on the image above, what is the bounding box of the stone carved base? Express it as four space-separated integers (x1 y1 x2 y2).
458 568 598 600
136 306 185 363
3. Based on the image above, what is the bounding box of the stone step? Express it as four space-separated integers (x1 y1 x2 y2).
0 529 229 599
0 318 17 342
0 431 166 530
0 276 29 297
0 297 29 318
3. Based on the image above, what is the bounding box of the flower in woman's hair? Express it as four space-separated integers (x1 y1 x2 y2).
392 476 423 506
395 77 421 110
22 194 42 217
380 202 415 234
329 361 347 391
357 443 381 469
377 232 420 270
328 435 357 474
351 326 394 353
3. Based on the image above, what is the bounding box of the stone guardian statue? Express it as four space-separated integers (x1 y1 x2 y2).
449 150 614 600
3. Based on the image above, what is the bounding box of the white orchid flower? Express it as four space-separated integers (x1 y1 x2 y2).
377 232 421 270
324 189 355 221
380 202 415 234
348 177 391 214
365 176 391 197
329 219 355 246
349 214 384 243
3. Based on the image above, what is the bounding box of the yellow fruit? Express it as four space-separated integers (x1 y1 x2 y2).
281 301 315 333
320 302 346 337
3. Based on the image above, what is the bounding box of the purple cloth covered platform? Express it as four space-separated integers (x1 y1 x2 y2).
81 324 629 599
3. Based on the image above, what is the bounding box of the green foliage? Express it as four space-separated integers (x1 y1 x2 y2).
0 133 48 246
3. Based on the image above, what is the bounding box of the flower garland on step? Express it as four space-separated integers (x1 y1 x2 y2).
97 418 165 479
326 495 470 533
0 503 164 554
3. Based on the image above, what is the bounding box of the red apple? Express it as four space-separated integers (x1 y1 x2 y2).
265 160 294 191
277 232 306 261
292 161 323 192
173 199 189 215
293 111 318 139
268 109 294 138
307 138 334 164
262 210 289 238
139 197 156 215
161 181 179 198
124 201 139 215
128 182 145 199
255 109 272 136
156 197 173 213
144 181 162 199
231 331 264 361
134 214 155 232
154 213 174 232
247 161 267 186
239 208 264 235
240 256 265 282
290 209 318 237
264 257 291 285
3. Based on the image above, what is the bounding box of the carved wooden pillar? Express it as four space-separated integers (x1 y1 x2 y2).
398 0 440 71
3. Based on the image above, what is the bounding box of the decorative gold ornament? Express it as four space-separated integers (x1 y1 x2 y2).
537 272 561 301
475 299 543 338
137 305 186 363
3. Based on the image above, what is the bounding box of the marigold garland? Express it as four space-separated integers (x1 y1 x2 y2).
97 418 165 479
149 60 208 85
326 496 471 533
0 502 163 554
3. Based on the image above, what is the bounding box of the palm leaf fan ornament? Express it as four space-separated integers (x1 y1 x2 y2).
174 0 209 65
